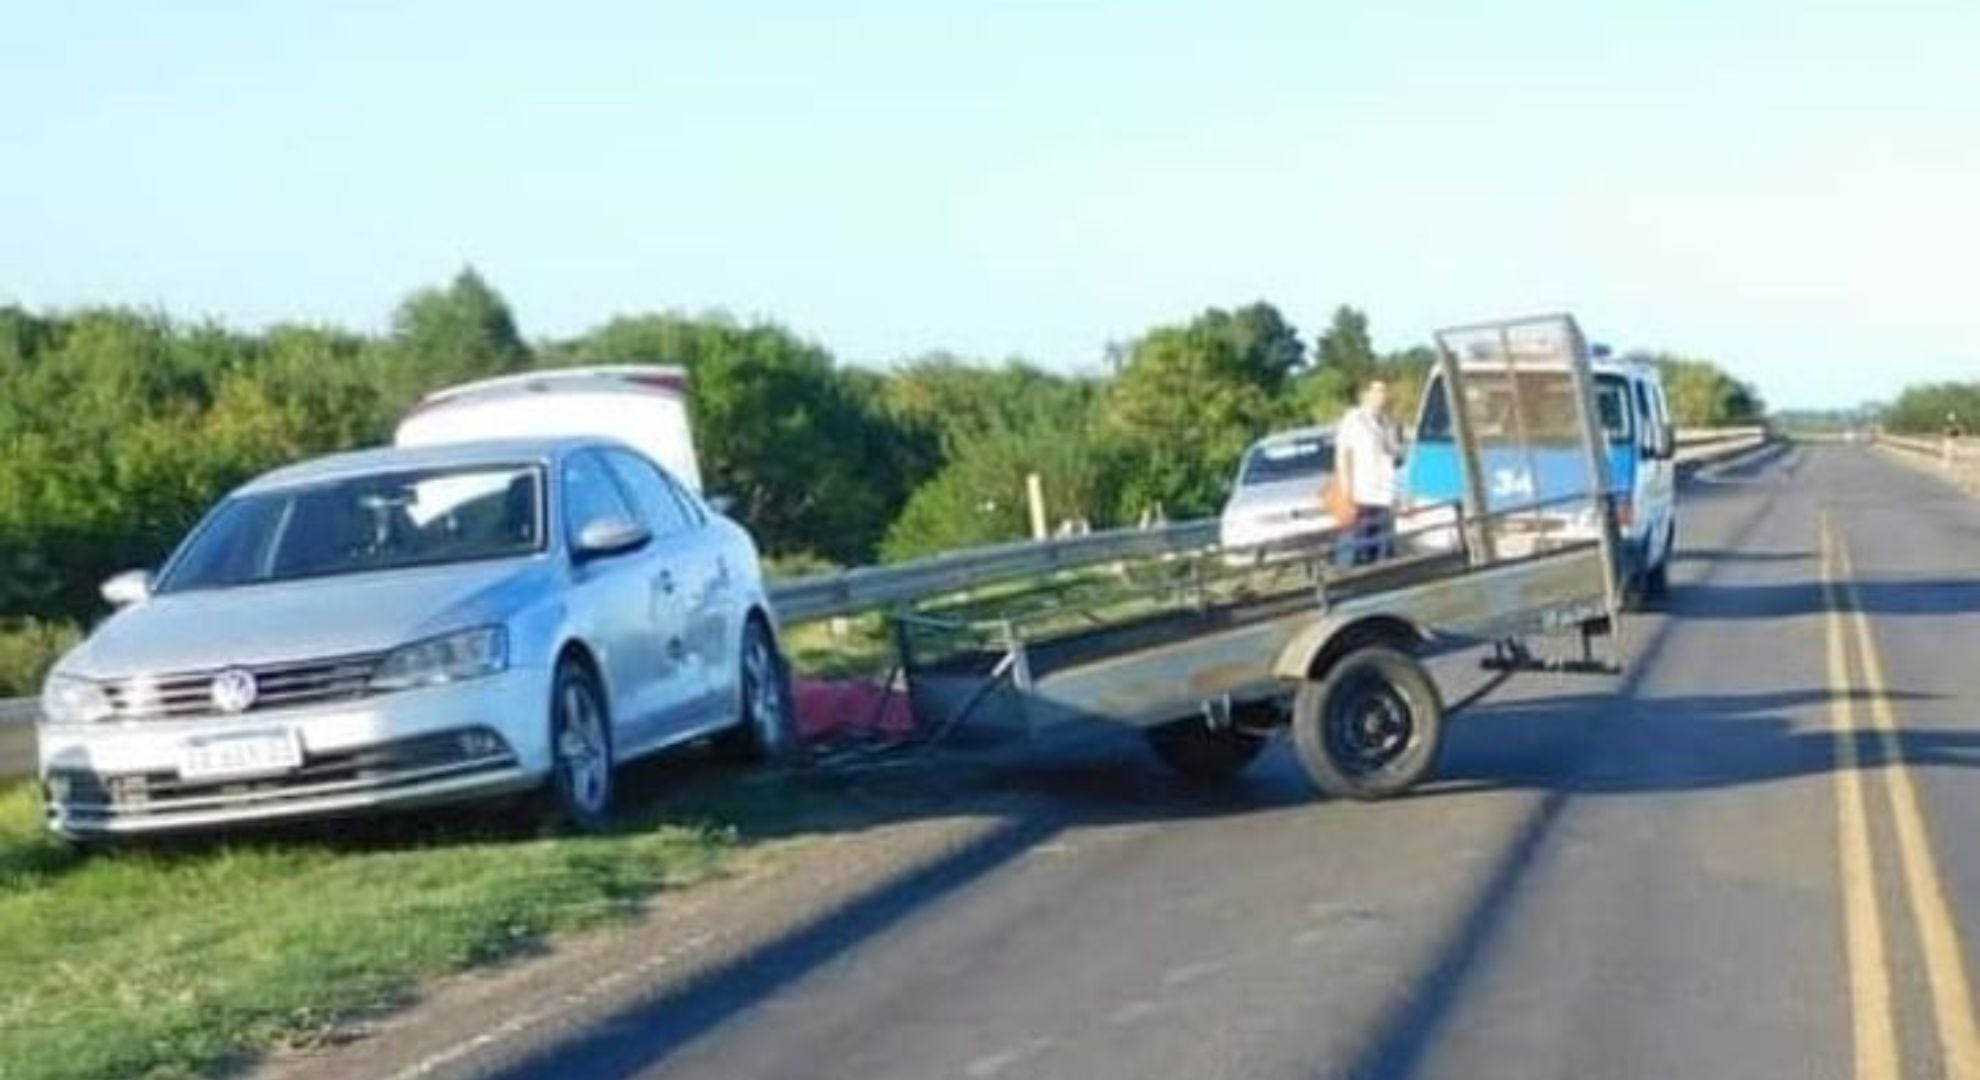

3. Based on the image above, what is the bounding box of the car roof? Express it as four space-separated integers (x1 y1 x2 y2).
1590 359 1652 379
237 437 607 495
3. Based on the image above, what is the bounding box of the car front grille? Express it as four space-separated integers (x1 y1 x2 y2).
101 653 384 721
45 728 519 823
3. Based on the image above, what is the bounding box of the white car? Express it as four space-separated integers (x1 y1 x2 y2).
1219 426 1339 556
38 437 790 837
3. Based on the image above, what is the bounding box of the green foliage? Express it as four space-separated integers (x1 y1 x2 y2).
0 308 383 620
0 621 80 697
1882 381 1980 435
384 267 531 405
1315 305 1378 386
0 281 1772 638
546 312 925 562
1102 304 1305 518
1295 309 1426 425
881 354 1097 456
881 409 1118 562
1648 354 1766 427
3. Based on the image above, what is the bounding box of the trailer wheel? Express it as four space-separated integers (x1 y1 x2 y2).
1145 710 1270 783
1291 646 1443 800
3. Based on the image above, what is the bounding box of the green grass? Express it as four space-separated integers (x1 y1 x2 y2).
0 781 748 1080
782 613 895 679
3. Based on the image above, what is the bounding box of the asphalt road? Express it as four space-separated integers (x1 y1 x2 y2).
489 442 1980 1080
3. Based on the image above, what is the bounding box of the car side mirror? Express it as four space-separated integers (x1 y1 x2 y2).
705 493 736 516
573 517 651 561
101 569 154 607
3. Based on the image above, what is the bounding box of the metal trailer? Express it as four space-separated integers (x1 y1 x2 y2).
887 314 1629 799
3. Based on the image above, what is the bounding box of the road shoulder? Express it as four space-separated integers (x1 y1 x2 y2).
253 803 1018 1080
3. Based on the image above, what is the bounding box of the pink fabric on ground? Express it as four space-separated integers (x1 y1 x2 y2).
791 678 917 741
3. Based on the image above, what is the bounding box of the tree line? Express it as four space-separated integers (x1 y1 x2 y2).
0 270 1764 692
1881 382 1980 435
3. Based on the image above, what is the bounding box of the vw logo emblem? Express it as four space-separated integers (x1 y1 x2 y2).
210 669 259 715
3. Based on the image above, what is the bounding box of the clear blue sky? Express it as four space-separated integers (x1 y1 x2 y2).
5 1 1976 409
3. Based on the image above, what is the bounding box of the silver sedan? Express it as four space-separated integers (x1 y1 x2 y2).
37 437 792 837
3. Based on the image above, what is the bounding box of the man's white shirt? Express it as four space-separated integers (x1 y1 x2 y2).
1338 405 1399 507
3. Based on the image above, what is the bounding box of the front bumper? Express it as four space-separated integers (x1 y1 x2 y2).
1219 515 1337 563
38 667 551 836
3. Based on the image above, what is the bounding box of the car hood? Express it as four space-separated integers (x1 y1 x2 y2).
1223 476 1328 519
62 558 554 679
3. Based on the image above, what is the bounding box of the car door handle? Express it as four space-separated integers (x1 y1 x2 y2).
656 569 674 594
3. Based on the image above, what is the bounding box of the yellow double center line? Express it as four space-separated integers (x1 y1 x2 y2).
1821 511 1980 1078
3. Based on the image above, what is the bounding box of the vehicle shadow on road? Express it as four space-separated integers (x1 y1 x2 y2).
1682 439 1797 490
1671 547 1812 565
454 726 1319 1080
1428 684 1965 798
1666 578 1980 618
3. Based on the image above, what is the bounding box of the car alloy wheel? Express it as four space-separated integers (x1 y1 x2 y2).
551 660 613 828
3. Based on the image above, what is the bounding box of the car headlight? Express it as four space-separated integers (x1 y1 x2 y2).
42 674 114 725
370 627 508 692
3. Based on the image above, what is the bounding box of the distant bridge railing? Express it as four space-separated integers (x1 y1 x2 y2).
1874 432 1980 495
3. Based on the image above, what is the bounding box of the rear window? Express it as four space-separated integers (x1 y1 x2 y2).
1239 436 1334 485
1416 373 1632 444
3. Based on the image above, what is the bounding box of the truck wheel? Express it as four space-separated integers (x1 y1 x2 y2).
1291 646 1443 800
1145 710 1270 783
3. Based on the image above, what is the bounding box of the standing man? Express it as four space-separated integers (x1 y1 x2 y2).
1334 378 1402 566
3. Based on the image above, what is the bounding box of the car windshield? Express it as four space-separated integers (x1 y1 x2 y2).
1416 373 1632 444
156 464 544 592
1240 436 1335 485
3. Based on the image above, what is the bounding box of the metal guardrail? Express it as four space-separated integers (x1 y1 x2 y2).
1674 427 1768 474
1676 426 1766 450
768 519 1220 624
1876 432 1977 457
766 427 1771 625
1875 432 1980 494
1 697 36 783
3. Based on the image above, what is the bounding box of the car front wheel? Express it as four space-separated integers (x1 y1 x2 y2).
548 658 614 831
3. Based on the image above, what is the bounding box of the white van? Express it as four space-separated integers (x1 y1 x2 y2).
396 366 705 493
1403 354 1678 597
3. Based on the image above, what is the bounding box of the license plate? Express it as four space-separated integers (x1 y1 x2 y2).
178 730 302 781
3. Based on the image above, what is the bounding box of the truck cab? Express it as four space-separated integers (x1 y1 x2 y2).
1402 353 1678 598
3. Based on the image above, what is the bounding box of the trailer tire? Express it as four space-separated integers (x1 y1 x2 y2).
1291 645 1443 800
1145 711 1270 783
